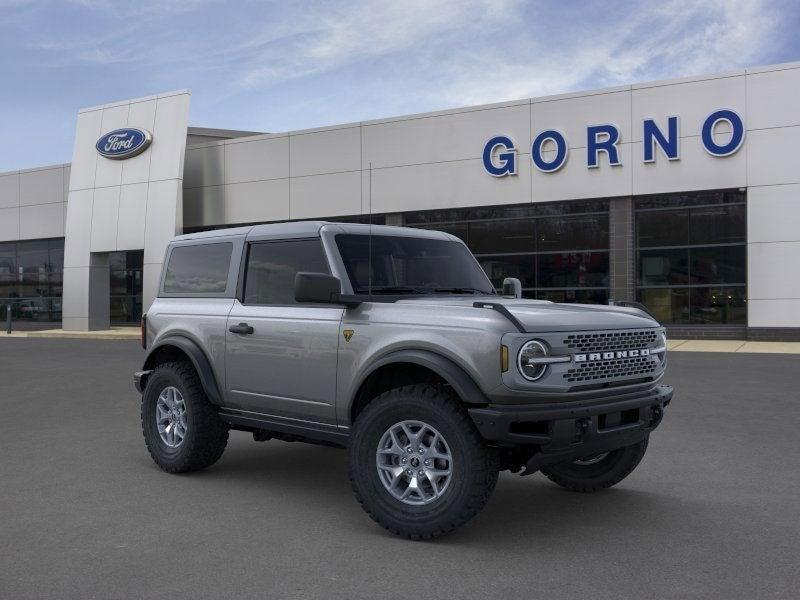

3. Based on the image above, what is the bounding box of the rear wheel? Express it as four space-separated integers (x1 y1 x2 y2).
141 361 229 473
348 384 499 540
540 437 649 493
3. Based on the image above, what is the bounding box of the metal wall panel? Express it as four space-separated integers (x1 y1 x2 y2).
0 173 19 209
19 166 64 206
225 136 288 183
290 126 360 177
19 202 64 239
0 207 19 240
63 91 190 329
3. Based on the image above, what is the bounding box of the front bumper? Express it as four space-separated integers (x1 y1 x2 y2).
468 384 672 474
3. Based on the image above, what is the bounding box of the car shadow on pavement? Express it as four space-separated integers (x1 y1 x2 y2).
161 433 683 545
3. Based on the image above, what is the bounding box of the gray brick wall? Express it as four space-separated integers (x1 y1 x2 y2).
609 197 634 303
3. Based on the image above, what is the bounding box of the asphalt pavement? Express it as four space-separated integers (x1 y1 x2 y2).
0 338 798 599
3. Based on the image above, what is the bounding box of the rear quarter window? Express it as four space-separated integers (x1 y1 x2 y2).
162 242 233 295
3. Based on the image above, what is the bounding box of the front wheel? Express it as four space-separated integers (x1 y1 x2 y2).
348 385 499 540
540 437 649 493
141 361 229 473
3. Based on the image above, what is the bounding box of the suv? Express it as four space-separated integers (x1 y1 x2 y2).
135 222 672 539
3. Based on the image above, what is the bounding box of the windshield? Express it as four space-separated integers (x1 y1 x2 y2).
335 234 496 295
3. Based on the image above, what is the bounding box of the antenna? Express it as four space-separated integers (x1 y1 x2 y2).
368 161 373 297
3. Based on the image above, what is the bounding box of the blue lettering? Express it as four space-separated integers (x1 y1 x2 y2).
587 124 621 168
702 109 745 157
531 130 568 173
482 135 517 176
643 116 679 162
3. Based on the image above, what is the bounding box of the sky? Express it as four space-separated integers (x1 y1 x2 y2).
0 0 798 171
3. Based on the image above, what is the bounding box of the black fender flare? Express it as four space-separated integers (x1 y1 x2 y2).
142 335 223 405
353 349 489 409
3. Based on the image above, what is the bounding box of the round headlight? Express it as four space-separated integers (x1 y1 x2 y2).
658 331 668 364
517 340 549 381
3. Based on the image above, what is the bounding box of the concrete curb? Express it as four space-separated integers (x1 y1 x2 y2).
1 327 139 341
668 339 800 354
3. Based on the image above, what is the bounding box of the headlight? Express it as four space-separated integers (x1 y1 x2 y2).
517 340 549 381
657 330 668 364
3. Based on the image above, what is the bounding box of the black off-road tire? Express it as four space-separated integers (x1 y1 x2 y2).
141 361 229 473
540 437 649 493
348 384 499 540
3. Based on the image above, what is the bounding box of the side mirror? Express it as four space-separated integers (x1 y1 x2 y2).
294 272 361 307
502 277 522 299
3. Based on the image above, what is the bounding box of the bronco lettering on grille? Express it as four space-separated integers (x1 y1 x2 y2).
574 348 651 362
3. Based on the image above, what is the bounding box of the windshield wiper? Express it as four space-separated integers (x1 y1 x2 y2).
354 286 430 295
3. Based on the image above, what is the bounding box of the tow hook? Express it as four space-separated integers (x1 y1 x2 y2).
650 406 663 427
574 417 589 442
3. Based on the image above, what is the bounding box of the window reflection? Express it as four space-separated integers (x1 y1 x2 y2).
405 201 611 304
635 189 746 325
110 250 144 324
0 238 64 323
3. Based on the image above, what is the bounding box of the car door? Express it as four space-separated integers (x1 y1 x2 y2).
225 238 343 425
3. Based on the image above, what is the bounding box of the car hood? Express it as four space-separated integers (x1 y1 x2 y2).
394 296 659 332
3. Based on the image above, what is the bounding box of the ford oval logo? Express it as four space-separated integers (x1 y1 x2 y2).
96 128 152 160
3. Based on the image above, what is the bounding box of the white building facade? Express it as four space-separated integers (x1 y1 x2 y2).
1 61 798 339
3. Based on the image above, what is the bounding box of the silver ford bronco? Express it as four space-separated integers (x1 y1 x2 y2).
135 221 672 539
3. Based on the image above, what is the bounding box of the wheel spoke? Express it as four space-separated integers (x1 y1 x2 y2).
377 446 400 456
400 481 415 500
155 386 187 448
390 470 406 490
400 423 416 445
427 473 440 496
426 468 451 479
419 425 434 446
389 429 405 452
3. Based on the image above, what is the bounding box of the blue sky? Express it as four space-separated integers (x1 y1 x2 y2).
0 0 798 171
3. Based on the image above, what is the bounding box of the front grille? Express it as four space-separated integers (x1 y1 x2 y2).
563 356 657 383
563 330 658 353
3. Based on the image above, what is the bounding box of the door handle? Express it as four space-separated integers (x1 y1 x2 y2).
229 322 254 335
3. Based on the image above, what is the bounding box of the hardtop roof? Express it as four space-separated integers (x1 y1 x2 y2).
170 221 455 243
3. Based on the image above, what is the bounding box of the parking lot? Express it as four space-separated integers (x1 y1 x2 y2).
0 338 798 599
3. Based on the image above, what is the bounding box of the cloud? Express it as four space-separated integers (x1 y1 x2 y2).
16 0 787 101
419 0 784 106
0 0 794 171
220 0 787 111
235 0 516 88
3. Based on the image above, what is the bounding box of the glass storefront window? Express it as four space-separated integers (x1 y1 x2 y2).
537 215 608 251
478 255 535 288
0 242 17 275
639 249 690 286
637 210 689 247
689 204 746 245
538 252 609 288
535 289 609 304
690 286 747 325
0 238 64 322
109 250 144 324
468 219 535 254
689 246 746 285
639 287 691 324
405 200 611 304
635 189 746 325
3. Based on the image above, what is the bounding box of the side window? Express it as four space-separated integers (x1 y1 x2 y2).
163 243 232 294
244 239 329 305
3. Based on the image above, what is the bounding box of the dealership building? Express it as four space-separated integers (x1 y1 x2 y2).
1 60 799 339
